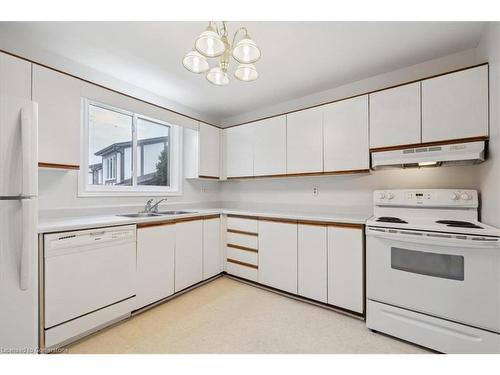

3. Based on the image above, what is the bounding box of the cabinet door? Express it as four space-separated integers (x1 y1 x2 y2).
33 65 82 166
258 220 297 294
175 220 203 292
136 224 175 309
287 108 323 174
199 122 220 178
422 65 488 143
298 224 327 303
369 82 421 148
323 95 369 172
327 226 364 313
225 124 254 178
203 217 221 279
253 115 287 176
0 53 32 197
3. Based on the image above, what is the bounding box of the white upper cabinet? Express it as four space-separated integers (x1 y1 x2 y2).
323 95 369 172
33 65 82 166
199 122 220 178
422 65 488 143
253 116 287 176
286 108 323 174
225 124 255 178
369 82 421 148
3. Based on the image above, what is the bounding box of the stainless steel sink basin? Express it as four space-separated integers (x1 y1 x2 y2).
118 212 162 218
156 211 196 215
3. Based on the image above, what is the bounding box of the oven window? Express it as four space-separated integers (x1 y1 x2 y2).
391 247 464 281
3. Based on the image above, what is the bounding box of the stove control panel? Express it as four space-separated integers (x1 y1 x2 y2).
373 189 478 207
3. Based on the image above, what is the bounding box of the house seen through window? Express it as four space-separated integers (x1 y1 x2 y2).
84 101 179 195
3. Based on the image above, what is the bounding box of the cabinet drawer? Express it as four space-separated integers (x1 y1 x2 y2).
227 231 258 249
226 261 258 282
227 246 258 266
227 216 258 233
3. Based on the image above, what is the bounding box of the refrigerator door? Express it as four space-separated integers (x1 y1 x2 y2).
0 198 38 353
0 95 38 197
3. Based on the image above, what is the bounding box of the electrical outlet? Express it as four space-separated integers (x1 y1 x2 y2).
312 186 319 196
201 186 207 193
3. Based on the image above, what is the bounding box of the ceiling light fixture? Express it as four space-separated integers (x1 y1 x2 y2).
183 21 261 86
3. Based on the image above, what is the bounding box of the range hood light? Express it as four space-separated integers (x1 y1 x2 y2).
418 161 438 167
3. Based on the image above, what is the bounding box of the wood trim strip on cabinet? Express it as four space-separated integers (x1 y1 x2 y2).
226 214 364 228
227 258 258 269
227 214 259 220
227 243 258 253
0 48 219 128
325 222 364 229
369 136 489 153
226 169 370 180
198 175 220 180
137 214 220 228
227 229 258 236
38 162 80 170
223 62 489 128
257 216 298 225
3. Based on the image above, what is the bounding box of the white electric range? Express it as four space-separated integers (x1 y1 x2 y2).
365 189 500 354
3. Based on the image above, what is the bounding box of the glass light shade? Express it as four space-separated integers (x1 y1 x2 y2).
234 63 258 82
182 50 209 73
206 67 230 86
195 29 225 57
232 37 261 63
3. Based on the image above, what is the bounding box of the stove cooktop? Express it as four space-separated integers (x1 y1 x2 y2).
435 220 483 229
376 216 408 224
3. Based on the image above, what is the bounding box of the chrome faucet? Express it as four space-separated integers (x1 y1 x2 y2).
143 197 168 213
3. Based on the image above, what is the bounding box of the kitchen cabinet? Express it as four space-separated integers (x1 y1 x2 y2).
258 220 298 294
369 82 421 148
253 115 287 176
225 124 255 178
199 122 221 178
286 108 323 174
203 217 222 279
422 65 488 143
297 224 327 303
136 223 175 309
328 226 364 313
32 65 82 167
175 219 203 292
323 95 369 172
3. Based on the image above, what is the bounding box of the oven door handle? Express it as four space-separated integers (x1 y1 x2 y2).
366 227 500 249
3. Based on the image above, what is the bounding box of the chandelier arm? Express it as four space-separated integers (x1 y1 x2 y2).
232 27 249 48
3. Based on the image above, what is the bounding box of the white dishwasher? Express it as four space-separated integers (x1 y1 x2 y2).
43 225 137 348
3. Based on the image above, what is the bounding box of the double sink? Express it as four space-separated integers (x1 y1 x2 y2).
118 211 195 218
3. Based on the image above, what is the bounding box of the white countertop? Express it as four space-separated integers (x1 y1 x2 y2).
38 207 370 233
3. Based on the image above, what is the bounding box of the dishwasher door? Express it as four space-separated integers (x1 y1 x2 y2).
44 225 136 328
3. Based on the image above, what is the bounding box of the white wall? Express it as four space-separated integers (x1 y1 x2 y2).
220 47 490 217
477 23 500 226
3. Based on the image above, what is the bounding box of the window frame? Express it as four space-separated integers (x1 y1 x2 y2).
79 99 183 197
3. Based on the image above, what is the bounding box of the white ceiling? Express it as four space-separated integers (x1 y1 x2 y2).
0 22 486 124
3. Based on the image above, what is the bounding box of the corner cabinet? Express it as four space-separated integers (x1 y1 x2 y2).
203 216 222 279
32 65 82 167
421 65 488 143
225 124 255 178
175 219 203 292
199 122 221 178
323 95 369 172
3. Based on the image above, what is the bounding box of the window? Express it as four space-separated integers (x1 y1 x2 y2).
81 100 181 196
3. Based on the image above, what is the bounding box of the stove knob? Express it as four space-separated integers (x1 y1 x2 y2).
450 192 460 201
378 192 386 200
386 192 395 200
460 192 472 200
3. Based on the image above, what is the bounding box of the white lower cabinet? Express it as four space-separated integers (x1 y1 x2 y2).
136 223 175 309
175 219 203 292
258 220 298 294
297 224 328 303
327 226 364 313
203 217 222 280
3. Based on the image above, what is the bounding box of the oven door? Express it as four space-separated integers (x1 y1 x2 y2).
366 227 500 332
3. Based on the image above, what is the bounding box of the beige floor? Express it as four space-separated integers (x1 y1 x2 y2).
65 276 430 354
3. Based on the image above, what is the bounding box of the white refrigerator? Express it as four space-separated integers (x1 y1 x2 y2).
0 94 38 353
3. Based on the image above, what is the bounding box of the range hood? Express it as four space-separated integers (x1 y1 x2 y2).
371 141 485 169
